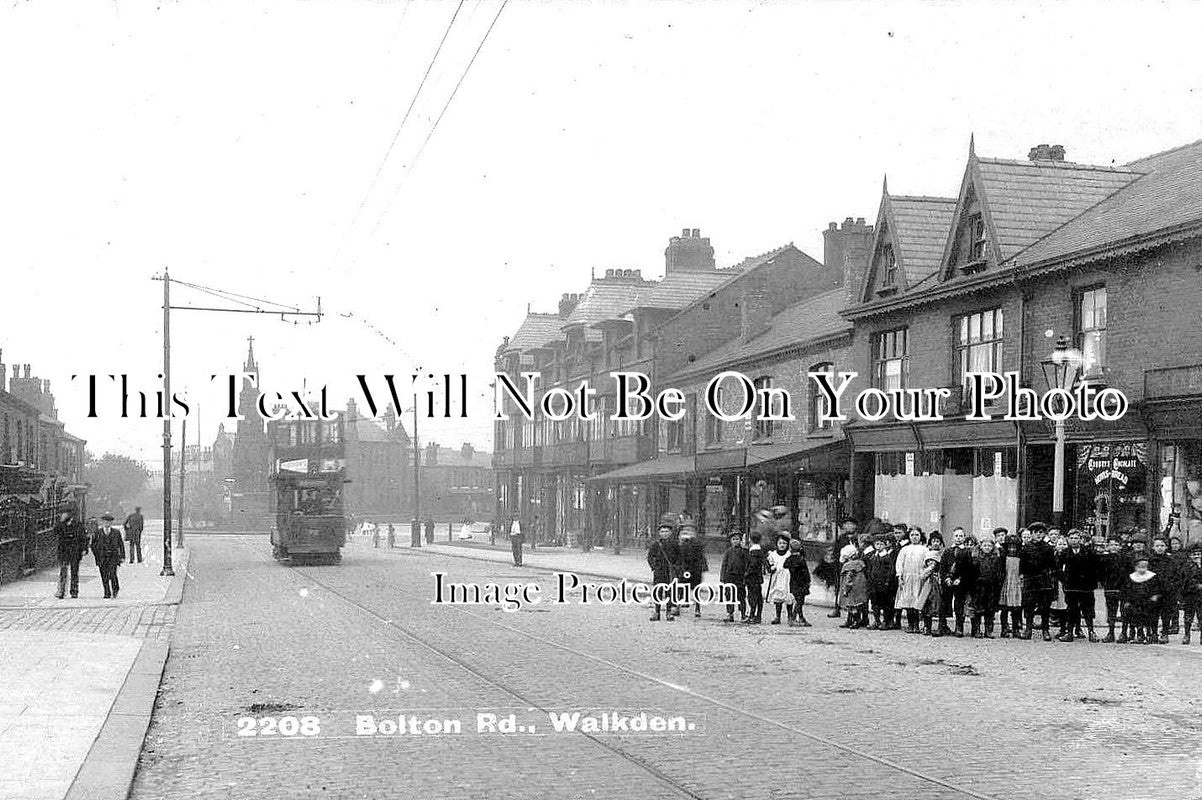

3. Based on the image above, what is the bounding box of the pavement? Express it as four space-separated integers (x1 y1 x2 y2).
0 521 187 800
382 532 841 607
127 534 1202 800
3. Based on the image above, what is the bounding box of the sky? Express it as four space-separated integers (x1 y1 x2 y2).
2 0 1201 467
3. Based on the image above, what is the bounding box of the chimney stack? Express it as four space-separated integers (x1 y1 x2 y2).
558 293 580 318
461 442 474 460
665 227 716 274
824 217 875 306
1028 143 1066 162
345 397 359 421
0 349 6 393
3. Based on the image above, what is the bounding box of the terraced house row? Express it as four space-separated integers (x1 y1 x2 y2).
494 137 1202 556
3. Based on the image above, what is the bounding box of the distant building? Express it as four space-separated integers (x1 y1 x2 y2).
417 442 494 522
218 338 271 528
343 399 411 521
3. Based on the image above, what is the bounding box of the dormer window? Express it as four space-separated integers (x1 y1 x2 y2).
882 245 898 287
968 214 986 261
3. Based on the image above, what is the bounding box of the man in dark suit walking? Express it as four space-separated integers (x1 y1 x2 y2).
123 506 145 563
54 507 89 599
92 513 126 599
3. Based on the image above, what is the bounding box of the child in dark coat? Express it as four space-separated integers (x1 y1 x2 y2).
1124 556 1165 645
865 535 898 630
783 539 812 627
967 537 1003 638
743 532 767 624
720 531 748 623
1180 544 1202 645
1147 537 1176 643
1098 536 1129 642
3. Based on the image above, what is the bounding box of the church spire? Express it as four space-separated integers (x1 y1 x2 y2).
244 335 257 372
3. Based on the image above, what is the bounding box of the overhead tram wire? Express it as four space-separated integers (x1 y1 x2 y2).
168 278 304 313
368 0 509 237
332 0 469 265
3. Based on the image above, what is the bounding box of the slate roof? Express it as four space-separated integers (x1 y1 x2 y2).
351 418 399 444
562 281 652 341
675 288 851 378
1013 138 1202 268
888 195 957 284
626 270 735 312
503 312 564 353
975 157 1142 261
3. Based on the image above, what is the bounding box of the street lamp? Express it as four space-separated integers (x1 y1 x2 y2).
1040 335 1084 528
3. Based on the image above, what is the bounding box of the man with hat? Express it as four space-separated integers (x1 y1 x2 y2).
92 513 126 599
1019 521 1056 640
53 506 89 599
123 506 145 564
647 514 681 621
677 520 708 618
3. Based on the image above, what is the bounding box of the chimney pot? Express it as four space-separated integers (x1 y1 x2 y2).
691 228 700 237
855 217 865 226
24 364 31 378
682 228 690 238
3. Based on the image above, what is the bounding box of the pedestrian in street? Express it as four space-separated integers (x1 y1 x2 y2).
1179 543 1202 644
968 536 1003 638
510 515 525 567
998 532 1024 638
1148 537 1177 643
917 533 944 636
764 533 793 625
866 534 899 630
1098 536 1129 642
894 528 927 633
122 506 145 564
386 523 395 549
92 513 125 599
372 522 380 549
1049 532 1071 638
783 538 811 626
53 507 88 599
647 515 680 622
425 515 436 545
839 548 869 628
743 531 767 624
720 530 748 622
943 527 974 637
1019 522 1057 641
825 519 859 618
678 522 708 618
1124 556 1164 644
1058 529 1099 642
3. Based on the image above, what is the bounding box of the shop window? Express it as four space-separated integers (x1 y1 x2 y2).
955 308 1003 403
808 362 834 431
1076 443 1147 538
975 447 1018 479
1076 286 1107 379
871 328 909 392
1160 442 1202 542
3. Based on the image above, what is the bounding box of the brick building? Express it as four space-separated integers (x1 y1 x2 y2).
0 352 88 584
342 399 411 522
843 139 1202 542
415 442 493 522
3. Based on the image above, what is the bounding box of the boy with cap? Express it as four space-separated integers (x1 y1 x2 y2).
1148 537 1176 643
1098 536 1130 642
646 515 681 622
720 530 748 622
1057 529 1099 642
678 521 709 618
1019 522 1057 640
744 531 768 624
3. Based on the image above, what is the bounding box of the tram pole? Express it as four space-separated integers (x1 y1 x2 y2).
178 417 186 547
161 270 175 576
412 394 422 547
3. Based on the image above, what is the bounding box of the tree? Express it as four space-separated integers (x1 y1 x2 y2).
84 453 149 515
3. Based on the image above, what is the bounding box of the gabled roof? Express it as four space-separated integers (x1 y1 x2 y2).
974 156 1141 262
350 417 410 445
502 312 564 353
890 195 958 284
1013 138 1202 268
672 288 851 379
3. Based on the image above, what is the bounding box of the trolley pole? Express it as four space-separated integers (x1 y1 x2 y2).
161 270 175 576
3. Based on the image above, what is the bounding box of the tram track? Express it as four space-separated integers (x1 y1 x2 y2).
249 539 998 800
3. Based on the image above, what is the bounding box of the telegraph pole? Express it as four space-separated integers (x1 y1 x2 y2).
162 270 174 576
178 417 186 547
412 394 421 546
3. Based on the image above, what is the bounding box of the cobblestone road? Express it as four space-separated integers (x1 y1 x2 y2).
130 536 1202 800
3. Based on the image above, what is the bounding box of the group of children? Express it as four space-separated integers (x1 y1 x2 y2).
647 508 1202 646
827 519 1202 645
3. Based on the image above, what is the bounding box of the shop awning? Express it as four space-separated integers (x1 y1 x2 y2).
746 438 848 471
588 454 695 483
